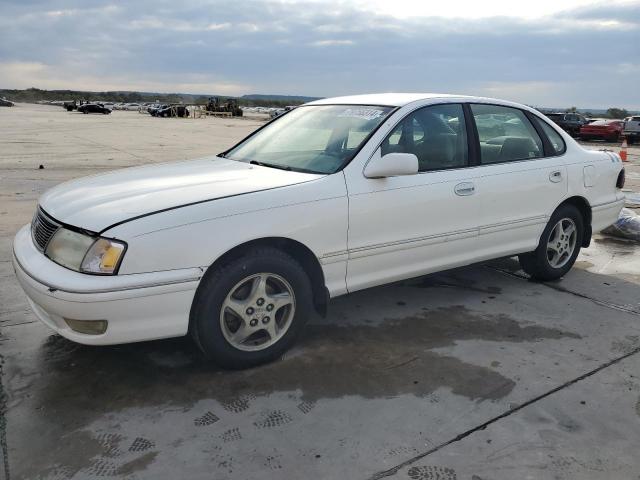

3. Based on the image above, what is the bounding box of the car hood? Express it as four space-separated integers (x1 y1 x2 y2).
39 157 322 232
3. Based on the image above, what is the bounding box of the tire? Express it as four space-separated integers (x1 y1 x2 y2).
518 204 584 281
190 247 314 369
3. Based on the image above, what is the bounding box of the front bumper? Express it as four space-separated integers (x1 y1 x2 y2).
12 224 202 345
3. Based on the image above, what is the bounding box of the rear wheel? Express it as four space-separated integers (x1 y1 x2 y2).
190 247 314 369
519 204 584 281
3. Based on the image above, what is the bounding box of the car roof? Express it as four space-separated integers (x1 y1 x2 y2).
306 92 524 108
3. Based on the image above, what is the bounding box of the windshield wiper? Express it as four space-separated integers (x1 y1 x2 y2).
248 159 324 175
249 160 291 171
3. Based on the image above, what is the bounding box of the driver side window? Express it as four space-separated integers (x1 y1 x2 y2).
381 104 468 172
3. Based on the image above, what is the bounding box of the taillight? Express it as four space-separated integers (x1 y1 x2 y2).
617 169 625 189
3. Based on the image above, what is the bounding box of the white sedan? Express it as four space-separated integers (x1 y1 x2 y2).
13 93 625 368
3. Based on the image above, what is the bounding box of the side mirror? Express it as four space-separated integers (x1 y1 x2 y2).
364 151 419 178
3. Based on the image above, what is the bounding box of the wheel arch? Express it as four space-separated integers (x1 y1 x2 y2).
196 236 329 317
556 196 592 247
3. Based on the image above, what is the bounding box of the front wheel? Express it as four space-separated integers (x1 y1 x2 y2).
190 247 314 369
519 204 584 281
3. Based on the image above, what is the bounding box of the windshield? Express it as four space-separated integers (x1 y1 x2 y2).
224 105 394 174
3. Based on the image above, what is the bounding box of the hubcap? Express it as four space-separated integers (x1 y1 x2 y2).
546 218 577 269
220 273 296 351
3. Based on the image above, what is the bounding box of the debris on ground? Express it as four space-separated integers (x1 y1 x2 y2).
603 208 640 241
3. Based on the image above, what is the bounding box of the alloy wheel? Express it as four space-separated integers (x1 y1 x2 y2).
546 218 577 269
219 273 296 351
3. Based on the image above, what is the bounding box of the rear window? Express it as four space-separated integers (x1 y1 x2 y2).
534 118 566 155
471 104 543 164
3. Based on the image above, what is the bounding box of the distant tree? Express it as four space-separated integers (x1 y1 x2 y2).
567 106 577 112
607 108 628 119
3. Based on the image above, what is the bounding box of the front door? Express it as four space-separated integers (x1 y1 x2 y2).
344 103 482 293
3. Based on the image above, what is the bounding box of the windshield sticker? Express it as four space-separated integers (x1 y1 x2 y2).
338 108 385 121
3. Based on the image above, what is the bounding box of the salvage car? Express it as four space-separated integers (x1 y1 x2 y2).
78 103 111 114
579 119 624 142
123 103 142 111
623 116 640 144
147 104 168 116
270 105 296 118
545 112 587 136
156 104 190 118
13 93 625 368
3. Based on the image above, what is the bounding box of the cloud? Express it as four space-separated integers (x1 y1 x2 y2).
311 39 354 46
0 0 638 108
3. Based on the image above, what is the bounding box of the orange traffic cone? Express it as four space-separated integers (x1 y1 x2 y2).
620 137 628 162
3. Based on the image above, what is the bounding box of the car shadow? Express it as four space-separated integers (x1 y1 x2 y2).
31 263 591 417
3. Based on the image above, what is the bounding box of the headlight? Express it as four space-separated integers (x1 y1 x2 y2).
45 228 126 275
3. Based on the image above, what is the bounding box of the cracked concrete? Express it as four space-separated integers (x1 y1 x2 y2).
2 103 640 479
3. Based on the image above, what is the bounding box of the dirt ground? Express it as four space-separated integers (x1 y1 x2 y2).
2 103 640 480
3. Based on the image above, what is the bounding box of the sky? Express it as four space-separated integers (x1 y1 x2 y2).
0 0 639 109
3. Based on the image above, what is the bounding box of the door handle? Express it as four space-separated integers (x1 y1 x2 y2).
454 182 475 196
549 170 562 183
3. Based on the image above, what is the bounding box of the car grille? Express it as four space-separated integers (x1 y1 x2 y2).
31 208 60 251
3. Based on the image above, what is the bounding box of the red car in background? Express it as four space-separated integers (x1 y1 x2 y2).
579 120 624 142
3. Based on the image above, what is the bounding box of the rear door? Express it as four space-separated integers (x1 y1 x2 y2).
470 103 568 258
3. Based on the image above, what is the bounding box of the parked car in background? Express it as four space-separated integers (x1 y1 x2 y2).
147 104 168 116
13 93 625 369
623 116 640 144
77 103 111 114
123 103 141 111
156 105 190 118
270 105 296 118
579 119 624 142
545 112 588 136
0 97 15 107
